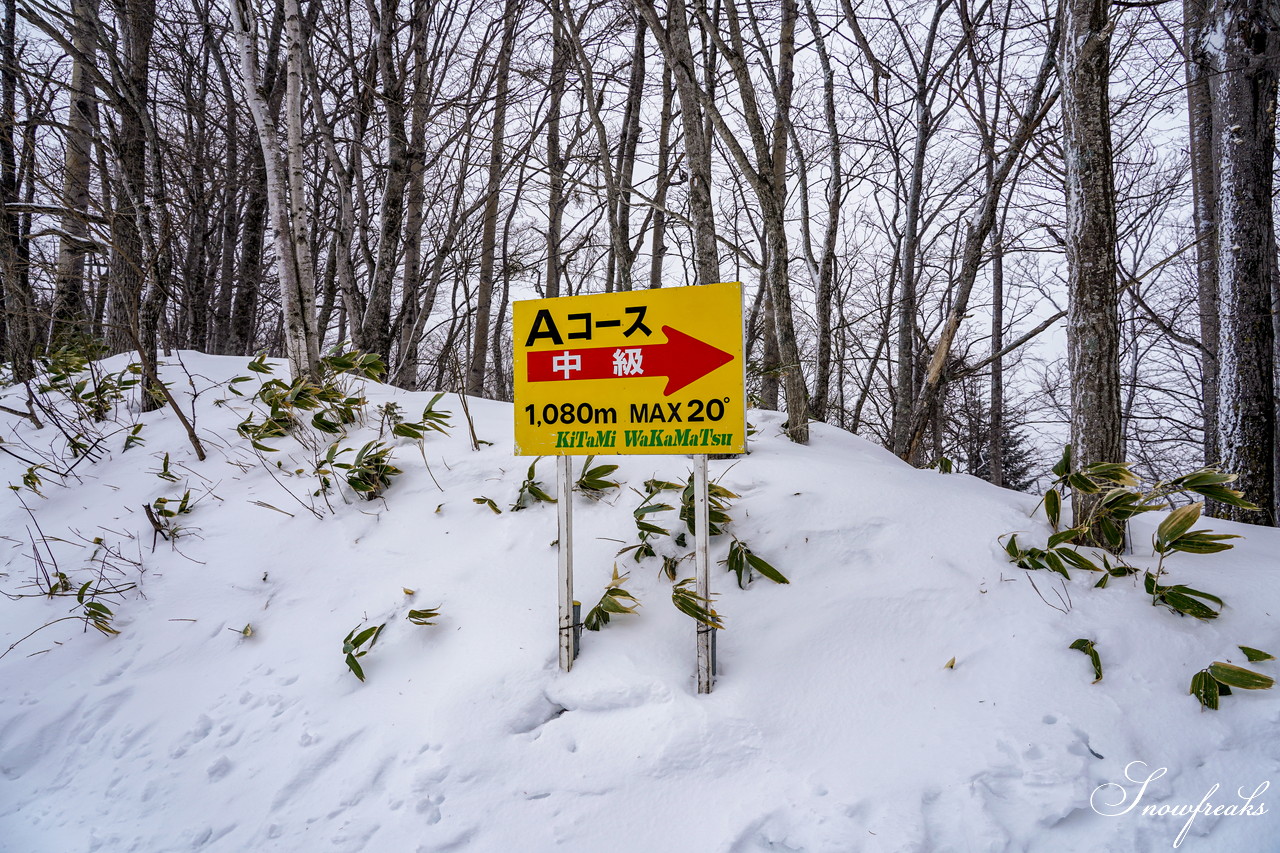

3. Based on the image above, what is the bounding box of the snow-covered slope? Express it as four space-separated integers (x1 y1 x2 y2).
1 353 1277 852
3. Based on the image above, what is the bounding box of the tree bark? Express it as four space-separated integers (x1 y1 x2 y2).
633 0 720 285
1061 0 1124 542
545 1 567 298
648 62 673 289
360 0 419 360
890 0 952 458
465 0 520 397
388 0 434 387
230 151 267 356
988 228 1004 487
677 0 809 440
201 0 241 355
767 0 806 431
281 0 320 375
1184 0 1220 471
51 0 99 342
802 0 840 423
0 0 35 381
103 0 156 366
612 12 647 291
1208 0 1278 525
229 0 321 380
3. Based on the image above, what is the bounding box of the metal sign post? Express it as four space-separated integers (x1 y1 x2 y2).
556 454 575 672
693 454 715 693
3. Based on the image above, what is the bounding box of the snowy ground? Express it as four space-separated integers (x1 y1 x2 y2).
1 352 1277 853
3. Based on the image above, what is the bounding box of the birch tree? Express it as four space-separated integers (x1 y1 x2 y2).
228 0 320 380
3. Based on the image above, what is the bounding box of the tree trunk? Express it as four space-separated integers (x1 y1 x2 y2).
104 0 156 366
394 129 484 388
1184 0 1220 471
1061 0 1124 543
389 0 433 387
802 0 840 423
0 0 35 381
300 27 359 351
648 62 672 289
758 283 780 411
1208 0 1278 525
51 0 99 342
203 3 241 355
465 0 520 397
634 0 720 285
890 2 951 458
281 0 320 376
545 2 567 298
561 0 630 295
682 0 808 440
612 12 646 291
901 25 1058 464
225 0 286 357
229 0 320 380
231 152 267 355
776 0 809 436
988 228 1005 487
359 0 417 360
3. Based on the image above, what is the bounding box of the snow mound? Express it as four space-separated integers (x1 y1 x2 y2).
1 353 1277 852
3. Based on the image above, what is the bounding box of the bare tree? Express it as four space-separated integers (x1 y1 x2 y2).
648 0 811 441
229 0 321 380
901 8 1059 464
49 0 99 341
465 0 521 397
633 0 720 285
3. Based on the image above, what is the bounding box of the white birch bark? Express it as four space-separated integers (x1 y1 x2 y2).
228 0 319 381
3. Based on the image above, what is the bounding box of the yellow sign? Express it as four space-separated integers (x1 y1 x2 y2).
513 283 746 456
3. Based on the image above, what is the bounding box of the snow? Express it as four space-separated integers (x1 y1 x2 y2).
1 352 1278 852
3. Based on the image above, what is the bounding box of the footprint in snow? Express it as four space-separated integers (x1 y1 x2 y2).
206 755 233 781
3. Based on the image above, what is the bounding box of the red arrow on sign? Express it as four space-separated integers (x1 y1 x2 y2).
526 325 734 396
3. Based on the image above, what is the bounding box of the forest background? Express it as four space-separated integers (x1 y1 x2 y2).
0 0 1276 528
